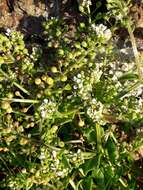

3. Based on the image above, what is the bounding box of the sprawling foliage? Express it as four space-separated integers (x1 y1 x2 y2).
0 0 143 189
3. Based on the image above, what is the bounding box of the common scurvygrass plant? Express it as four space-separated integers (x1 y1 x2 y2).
0 0 143 189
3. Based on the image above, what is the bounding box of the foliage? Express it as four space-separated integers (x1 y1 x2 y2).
0 0 143 189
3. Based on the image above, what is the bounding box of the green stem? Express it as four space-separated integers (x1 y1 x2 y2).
1 98 39 104
0 69 30 95
13 82 30 96
127 22 142 80
117 81 142 98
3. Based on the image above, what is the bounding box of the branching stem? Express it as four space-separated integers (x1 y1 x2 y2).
127 22 142 80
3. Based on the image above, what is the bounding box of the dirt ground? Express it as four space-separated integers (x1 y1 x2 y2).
0 0 143 49
0 0 80 35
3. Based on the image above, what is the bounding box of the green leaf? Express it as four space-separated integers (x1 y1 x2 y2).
82 176 93 190
95 124 104 152
119 72 138 81
92 168 105 189
81 156 99 175
83 127 96 144
106 138 119 163
62 154 71 169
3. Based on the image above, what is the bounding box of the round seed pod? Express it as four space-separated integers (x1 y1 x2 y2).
78 120 85 127
1 101 10 110
61 75 67 82
46 77 54 86
51 66 58 73
35 78 41 85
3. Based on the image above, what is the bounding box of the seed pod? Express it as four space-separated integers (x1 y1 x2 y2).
51 66 58 73
58 49 64 56
0 57 4 64
78 120 85 127
35 78 41 85
46 77 54 86
61 75 67 82
81 41 87 48
1 101 10 110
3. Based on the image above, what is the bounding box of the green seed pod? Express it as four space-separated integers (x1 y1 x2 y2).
74 51 81 57
78 120 85 127
45 24 50 30
51 125 58 133
81 41 87 48
41 75 47 81
61 75 67 82
6 106 13 113
7 92 13 98
23 48 28 54
0 57 4 64
68 53 73 59
64 37 69 42
20 138 28 145
1 101 10 110
44 89 51 96
64 84 72 90
35 78 41 85
46 77 54 86
15 91 21 97
79 22 85 28
75 42 81 49
58 49 64 56
37 93 42 98
51 66 58 73
48 42 52 47
56 30 62 37
58 141 64 147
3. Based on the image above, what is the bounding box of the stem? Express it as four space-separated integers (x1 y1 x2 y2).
117 81 142 98
13 82 30 96
1 98 39 104
65 139 84 144
127 22 142 80
0 69 30 95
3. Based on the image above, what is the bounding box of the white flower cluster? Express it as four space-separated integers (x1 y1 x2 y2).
78 0 92 14
91 24 112 41
79 0 92 6
69 149 85 167
87 98 106 125
73 71 92 100
40 98 57 119
39 149 70 178
73 69 102 100
39 152 46 160
51 150 70 177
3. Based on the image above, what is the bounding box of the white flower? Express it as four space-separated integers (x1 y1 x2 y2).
52 150 57 158
112 75 118 81
92 98 97 104
56 159 60 165
5 28 11 36
56 171 64 177
21 168 27 173
39 152 46 160
77 149 81 154
44 99 49 103
77 73 82 78
41 110 47 118
93 24 112 41
76 78 82 84
73 85 78 90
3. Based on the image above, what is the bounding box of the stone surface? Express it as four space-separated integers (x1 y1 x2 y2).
0 0 49 34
